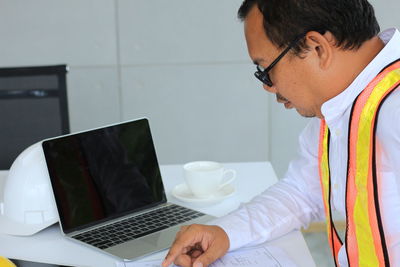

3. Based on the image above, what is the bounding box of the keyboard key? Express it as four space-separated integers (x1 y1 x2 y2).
72 205 205 249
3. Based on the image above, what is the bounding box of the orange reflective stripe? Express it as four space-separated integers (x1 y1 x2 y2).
319 59 400 267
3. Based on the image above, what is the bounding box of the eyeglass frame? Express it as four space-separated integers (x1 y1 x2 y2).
254 33 307 87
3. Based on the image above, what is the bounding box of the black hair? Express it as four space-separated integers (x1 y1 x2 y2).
238 0 380 55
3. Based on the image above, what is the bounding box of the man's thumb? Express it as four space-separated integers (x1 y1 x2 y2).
193 250 219 267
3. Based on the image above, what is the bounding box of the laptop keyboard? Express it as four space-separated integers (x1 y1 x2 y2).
72 204 205 249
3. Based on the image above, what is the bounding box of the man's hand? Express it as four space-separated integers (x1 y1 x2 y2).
162 224 230 267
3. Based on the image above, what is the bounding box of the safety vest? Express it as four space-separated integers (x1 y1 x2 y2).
318 59 400 266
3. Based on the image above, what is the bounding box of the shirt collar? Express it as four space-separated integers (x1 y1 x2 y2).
321 28 400 126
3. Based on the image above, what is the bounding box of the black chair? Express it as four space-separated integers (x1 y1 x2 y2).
0 65 69 170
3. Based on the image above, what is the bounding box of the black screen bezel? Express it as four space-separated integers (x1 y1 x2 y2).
42 118 167 234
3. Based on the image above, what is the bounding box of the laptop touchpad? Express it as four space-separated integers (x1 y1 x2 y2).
106 239 159 260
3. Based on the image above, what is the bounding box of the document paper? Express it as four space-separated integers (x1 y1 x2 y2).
127 244 297 267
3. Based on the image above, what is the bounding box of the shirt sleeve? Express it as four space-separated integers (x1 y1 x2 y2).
211 118 326 251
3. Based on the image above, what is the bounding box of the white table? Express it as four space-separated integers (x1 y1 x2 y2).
0 162 316 267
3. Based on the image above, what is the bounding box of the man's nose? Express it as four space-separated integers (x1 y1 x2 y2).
262 83 277 93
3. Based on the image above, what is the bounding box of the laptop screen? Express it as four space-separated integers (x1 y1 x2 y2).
42 118 166 234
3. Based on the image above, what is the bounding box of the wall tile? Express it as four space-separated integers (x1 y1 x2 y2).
370 0 400 30
67 67 121 132
118 0 248 65
0 0 117 67
120 63 268 164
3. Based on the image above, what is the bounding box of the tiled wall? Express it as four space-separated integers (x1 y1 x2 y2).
0 0 269 165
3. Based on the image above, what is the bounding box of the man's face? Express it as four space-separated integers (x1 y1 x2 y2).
244 6 323 118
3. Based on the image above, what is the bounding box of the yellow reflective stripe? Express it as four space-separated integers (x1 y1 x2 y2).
354 69 400 266
320 123 342 264
320 124 331 239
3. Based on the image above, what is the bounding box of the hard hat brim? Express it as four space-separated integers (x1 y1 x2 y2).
0 213 57 236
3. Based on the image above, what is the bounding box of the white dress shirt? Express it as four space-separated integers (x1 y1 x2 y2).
213 28 400 266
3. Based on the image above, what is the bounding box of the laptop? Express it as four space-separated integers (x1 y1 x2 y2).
42 118 214 261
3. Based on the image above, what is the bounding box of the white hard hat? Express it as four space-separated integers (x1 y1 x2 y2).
0 142 58 236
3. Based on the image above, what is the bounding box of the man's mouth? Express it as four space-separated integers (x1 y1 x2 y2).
276 94 293 109
284 102 293 109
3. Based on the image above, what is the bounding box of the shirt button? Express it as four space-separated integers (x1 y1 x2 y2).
333 183 339 190
335 129 341 136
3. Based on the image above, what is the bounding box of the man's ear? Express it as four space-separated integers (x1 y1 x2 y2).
304 31 335 70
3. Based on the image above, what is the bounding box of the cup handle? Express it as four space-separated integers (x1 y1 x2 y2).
219 169 236 189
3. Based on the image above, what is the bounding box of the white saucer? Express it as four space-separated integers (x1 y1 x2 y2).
171 183 235 206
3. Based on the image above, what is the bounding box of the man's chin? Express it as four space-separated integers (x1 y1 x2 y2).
281 102 316 118
296 108 316 118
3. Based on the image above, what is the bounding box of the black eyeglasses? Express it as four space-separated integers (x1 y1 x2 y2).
254 34 306 87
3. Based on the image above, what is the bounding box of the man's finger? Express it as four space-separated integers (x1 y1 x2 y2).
193 249 220 267
189 249 203 259
162 228 196 267
162 243 184 267
176 225 189 239
193 238 228 267
173 254 192 267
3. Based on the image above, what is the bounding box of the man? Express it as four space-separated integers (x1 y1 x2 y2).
162 0 400 266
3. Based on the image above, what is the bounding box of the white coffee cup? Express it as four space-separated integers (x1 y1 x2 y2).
183 161 236 198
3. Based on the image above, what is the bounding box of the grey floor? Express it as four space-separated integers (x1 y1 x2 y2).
12 233 334 267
